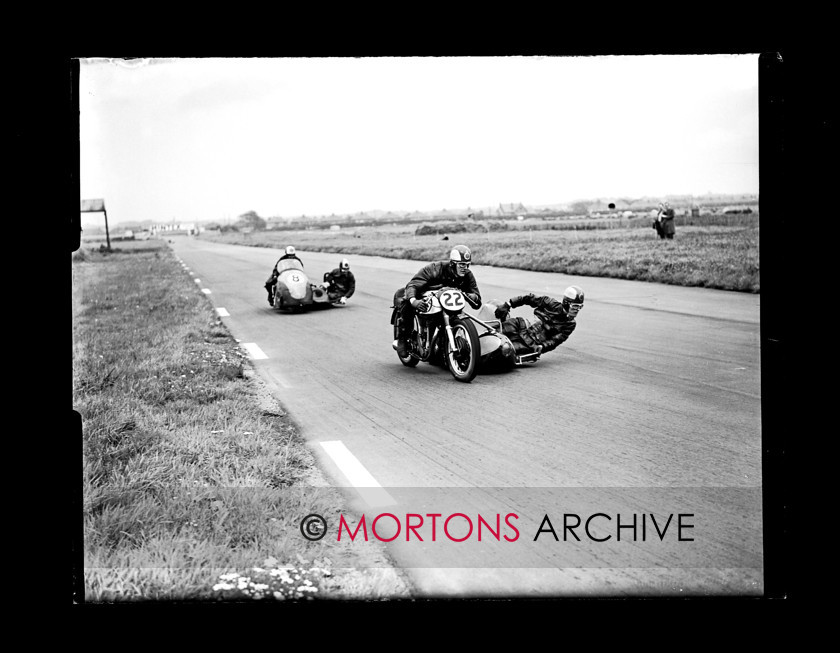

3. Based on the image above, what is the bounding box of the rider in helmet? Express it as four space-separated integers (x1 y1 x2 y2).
393 245 482 357
280 245 302 264
492 285 584 355
322 257 356 304
264 246 305 305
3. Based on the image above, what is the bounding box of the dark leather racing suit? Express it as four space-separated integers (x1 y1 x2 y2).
323 268 356 302
501 293 577 354
396 261 481 339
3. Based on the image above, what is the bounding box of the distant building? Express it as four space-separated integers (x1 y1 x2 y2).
497 202 528 217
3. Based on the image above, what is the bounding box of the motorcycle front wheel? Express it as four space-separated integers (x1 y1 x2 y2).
445 316 480 383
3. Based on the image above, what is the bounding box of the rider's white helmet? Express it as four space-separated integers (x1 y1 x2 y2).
285 245 296 256
340 258 350 271
449 245 472 276
449 245 472 264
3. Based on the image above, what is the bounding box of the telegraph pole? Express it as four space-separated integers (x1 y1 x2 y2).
103 204 111 250
80 198 111 250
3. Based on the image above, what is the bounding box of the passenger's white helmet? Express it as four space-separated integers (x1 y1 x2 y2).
562 286 584 317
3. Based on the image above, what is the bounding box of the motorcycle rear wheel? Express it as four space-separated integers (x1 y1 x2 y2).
445 316 480 383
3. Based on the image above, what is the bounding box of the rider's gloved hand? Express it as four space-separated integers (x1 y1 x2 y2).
411 298 427 312
322 280 331 288
338 296 347 304
494 302 511 320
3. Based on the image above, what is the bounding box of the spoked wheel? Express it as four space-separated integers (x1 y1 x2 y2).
445 316 480 383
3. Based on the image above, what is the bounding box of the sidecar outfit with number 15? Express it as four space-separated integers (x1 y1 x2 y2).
271 258 332 310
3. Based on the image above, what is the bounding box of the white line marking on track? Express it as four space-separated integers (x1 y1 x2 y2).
241 342 268 359
216 307 230 317
319 441 396 507
194 278 201 283
202 288 212 294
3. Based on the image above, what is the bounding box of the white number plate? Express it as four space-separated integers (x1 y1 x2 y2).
439 289 466 311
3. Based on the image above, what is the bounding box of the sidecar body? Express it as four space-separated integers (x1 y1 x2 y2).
272 259 332 310
468 303 540 369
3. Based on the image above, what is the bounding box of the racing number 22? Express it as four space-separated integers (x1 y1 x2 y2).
440 290 465 310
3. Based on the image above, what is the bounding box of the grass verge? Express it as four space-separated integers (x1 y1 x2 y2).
204 220 759 293
73 240 412 602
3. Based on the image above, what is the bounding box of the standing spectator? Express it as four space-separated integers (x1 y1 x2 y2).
659 202 676 239
653 203 666 238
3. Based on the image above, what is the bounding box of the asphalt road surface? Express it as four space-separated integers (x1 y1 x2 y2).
168 235 763 598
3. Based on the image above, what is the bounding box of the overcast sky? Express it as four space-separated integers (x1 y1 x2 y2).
79 55 760 226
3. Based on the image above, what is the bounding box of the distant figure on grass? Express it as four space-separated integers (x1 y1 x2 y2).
655 202 676 239
653 203 665 238
322 258 356 305
265 246 304 305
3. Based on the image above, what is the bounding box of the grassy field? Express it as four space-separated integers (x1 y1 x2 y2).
202 215 760 293
73 239 411 602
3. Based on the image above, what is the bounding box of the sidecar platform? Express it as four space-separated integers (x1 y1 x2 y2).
514 351 541 365
471 304 541 366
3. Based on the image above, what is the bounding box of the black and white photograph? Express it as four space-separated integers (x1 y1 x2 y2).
72 54 777 602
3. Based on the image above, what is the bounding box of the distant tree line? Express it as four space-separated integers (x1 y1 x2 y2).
203 210 266 233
